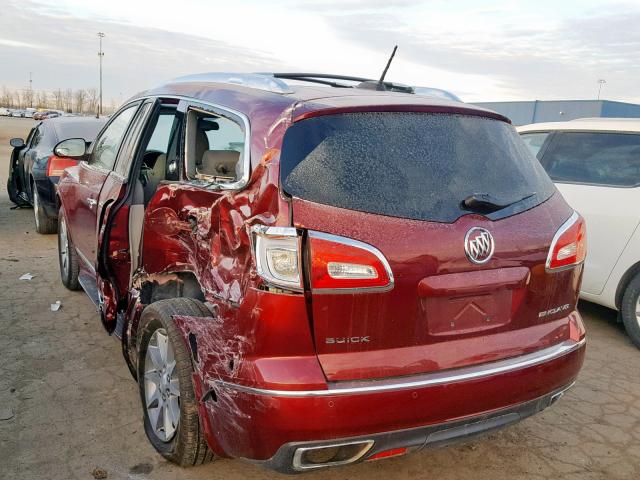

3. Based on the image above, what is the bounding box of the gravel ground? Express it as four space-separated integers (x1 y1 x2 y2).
0 116 639 480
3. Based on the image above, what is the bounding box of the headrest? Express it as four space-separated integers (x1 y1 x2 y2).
200 150 240 177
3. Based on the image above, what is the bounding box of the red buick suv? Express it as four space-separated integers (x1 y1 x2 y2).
53 73 586 473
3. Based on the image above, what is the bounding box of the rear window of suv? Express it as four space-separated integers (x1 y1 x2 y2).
540 132 640 187
280 112 555 223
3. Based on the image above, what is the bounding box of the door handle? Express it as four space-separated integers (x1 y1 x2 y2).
87 198 97 209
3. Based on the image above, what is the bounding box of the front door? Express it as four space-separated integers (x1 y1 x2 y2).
69 103 140 269
96 100 182 331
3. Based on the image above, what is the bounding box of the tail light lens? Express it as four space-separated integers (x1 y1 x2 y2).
47 155 78 177
252 227 393 293
546 212 586 271
308 231 393 292
253 226 303 291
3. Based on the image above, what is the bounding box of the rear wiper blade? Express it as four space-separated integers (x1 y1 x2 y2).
461 192 536 214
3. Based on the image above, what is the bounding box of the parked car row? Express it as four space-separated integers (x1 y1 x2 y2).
33 110 62 120
0 107 64 118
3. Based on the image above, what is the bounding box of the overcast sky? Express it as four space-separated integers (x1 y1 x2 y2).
1 0 639 104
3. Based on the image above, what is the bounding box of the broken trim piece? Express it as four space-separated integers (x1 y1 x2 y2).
213 338 585 397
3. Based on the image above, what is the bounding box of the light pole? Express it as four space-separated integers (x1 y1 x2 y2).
597 79 606 100
98 32 105 116
29 72 33 108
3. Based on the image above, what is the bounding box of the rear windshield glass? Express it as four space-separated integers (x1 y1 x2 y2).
55 120 106 143
281 113 555 223
541 132 640 187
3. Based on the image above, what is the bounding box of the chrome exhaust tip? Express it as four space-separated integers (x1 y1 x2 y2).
550 381 576 406
292 440 374 471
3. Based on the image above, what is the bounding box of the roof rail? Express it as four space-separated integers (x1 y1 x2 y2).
168 72 460 101
170 72 293 94
271 73 414 93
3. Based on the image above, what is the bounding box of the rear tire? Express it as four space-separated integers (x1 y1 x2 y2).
33 184 57 234
621 273 640 349
137 298 215 466
58 208 80 290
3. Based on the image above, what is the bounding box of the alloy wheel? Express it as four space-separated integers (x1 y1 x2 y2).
144 328 180 442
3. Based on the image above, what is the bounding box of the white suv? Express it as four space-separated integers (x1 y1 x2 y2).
519 118 640 348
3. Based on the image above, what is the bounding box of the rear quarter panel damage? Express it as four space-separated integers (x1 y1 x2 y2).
130 109 325 457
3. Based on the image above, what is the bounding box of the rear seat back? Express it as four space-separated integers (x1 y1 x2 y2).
200 150 240 179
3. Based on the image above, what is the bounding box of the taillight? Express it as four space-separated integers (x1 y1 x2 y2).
546 212 586 271
251 227 393 293
47 155 78 177
253 226 303 291
308 231 393 292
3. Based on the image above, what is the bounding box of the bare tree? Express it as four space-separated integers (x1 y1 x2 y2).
0 86 14 107
74 89 87 114
63 88 73 113
86 88 99 115
22 89 34 109
52 89 64 110
15 90 23 109
36 90 49 109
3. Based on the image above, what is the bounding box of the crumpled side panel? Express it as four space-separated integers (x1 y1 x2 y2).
140 147 287 305
169 283 324 459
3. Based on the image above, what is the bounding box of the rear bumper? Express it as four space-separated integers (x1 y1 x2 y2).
34 176 59 217
259 381 575 474
201 336 586 467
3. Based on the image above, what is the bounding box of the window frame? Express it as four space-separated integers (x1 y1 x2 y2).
519 130 553 160
89 100 142 172
180 100 251 191
112 100 155 180
539 130 640 189
30 124 45 149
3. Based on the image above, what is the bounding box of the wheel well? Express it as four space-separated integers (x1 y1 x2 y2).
615 261 640 309
139 272 206 305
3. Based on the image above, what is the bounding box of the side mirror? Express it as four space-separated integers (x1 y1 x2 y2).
10 138 25 148
54 138 87 159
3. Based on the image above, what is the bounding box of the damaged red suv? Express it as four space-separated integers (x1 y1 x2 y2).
54 73 586 473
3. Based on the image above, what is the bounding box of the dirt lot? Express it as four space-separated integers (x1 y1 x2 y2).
0 115 639 480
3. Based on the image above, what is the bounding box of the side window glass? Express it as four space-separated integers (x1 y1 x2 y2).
185 107 246 185
25 127 36 147
137 107 180 204
92 104 137 171
543 132 640 187
114 102 152 178
147 113 177 154
30 125 44 148
520 132 550 159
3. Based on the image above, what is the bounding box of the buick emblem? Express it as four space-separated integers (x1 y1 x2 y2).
464 228 494 264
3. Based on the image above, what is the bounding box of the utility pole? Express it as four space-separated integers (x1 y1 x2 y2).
98 32 105 116
597 79 606 100
29 72 33 108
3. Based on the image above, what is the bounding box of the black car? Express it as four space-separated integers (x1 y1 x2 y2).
7 116 107 233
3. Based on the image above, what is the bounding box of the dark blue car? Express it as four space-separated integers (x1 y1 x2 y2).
7 116 106 233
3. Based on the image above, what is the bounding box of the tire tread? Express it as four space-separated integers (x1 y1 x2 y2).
621 273 640 349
